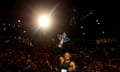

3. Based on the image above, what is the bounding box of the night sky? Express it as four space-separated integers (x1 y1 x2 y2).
0 0 119 40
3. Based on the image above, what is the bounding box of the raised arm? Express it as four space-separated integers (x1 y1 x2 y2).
59 56 64 64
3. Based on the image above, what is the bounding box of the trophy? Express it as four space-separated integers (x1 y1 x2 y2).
57 32 70 48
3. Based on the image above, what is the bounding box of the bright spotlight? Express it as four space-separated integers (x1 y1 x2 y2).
37 15 50 29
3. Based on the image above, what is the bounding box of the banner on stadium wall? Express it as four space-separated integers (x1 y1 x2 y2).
96 38 116 44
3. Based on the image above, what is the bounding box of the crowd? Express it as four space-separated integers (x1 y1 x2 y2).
74 47 120 72
0 37 120 72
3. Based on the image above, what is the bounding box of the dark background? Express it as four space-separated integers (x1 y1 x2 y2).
0 0 119 40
